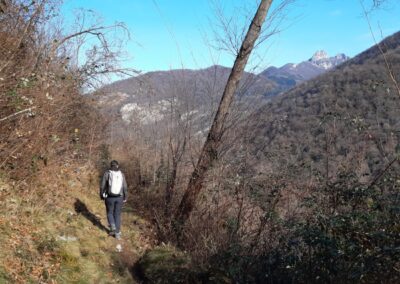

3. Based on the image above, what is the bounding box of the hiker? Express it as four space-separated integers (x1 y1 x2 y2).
100 160 127 240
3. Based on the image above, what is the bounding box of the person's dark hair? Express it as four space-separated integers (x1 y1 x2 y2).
110 160 119 171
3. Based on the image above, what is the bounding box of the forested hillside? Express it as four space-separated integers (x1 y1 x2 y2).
247 31 400 183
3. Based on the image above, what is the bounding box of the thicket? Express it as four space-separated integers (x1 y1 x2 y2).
0 0 133 180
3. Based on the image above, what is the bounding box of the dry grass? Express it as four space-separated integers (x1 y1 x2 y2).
0 162 155 283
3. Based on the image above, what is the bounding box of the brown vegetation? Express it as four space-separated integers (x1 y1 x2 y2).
1 0 399 282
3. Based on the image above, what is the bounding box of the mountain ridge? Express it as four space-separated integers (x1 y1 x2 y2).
97 49 350 124
259 50 349 89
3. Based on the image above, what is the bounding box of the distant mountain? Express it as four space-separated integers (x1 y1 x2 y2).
244 31 400 181
96 65 277 125
104 65 276 101
259 50 349 91
95 51 349 127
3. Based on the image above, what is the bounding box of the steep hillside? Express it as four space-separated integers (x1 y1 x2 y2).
246 31 400 182
96 65 276 121
103 65 276 99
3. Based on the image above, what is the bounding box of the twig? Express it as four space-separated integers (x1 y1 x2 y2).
87 124 97 164
0 107 36 122
367 156 398 190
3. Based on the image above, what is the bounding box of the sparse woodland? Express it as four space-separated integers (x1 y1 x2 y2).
1 0 400 283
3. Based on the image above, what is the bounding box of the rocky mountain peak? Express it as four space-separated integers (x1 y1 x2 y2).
259 50 350 88
310 50 329 62
308 50 348 70
334 53 347 60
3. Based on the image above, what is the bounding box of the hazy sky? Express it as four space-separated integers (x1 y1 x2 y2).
62 0 400 73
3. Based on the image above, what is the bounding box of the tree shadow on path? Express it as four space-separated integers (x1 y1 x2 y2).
74 198 108 233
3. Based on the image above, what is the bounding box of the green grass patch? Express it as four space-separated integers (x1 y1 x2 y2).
0 266 11 283
138 245 198 283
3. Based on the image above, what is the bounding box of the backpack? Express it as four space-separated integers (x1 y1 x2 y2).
108 170 123 196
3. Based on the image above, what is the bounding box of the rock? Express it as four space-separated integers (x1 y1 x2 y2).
57 235 78 242
116 244 122 252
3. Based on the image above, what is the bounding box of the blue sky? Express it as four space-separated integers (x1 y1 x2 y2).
61 0 400 73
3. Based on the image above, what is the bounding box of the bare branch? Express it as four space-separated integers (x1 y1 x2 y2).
0 107 36 122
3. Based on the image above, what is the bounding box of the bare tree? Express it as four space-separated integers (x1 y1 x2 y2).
175 0 274 229
50 9 136 90
0 0 47 73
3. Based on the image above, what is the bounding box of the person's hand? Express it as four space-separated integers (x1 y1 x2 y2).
123 199 127 203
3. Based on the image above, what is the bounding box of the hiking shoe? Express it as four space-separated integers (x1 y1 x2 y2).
109 224 116 236
115 232 121 240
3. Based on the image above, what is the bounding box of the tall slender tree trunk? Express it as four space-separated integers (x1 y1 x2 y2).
164 159 178 217
175 0 273 228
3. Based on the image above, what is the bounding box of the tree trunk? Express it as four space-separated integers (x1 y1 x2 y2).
164 159 178 217
175 0 273 228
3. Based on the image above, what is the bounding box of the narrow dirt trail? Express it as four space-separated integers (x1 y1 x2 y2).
0 163 157 283
67 165 155 283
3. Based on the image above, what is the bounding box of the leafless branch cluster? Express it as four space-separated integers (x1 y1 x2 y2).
55 9 137 90
0 0 126 179
209 0 295 57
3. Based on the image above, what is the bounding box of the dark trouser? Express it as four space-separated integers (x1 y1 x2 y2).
105 196 123 233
